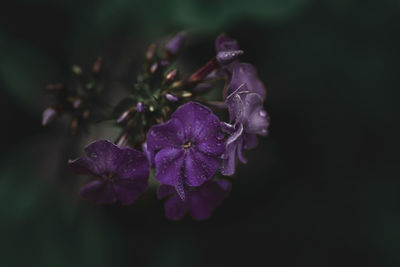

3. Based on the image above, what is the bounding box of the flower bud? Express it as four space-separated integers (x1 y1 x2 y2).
165 69 177 81
137 102 145 112
150 62 158 74
72 65 83 75
146 44 156 61
117 109 132 123
93 56 103 74
165 32 185 56
165 93 178 102
42 107 57 126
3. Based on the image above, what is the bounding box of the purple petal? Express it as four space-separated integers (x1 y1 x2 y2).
154 147 184 186
215 33 239 52
188 180 231 220
166 32 185 56
68 157 99 176
216 50 244 65
147 118 185 153
84 140 121 174
114 148 149 180
113 178 148 205
171 102 217 140
229 63 266 99
175 176 186 200
183 150 216 187
80 180 117 204
164 195 187 220
157 184 176 199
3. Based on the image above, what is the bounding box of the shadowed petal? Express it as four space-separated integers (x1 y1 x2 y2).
114 148 149 180
80 180 116 204
84 140 121 173
68 157 99 176
157 184 176 199
147 118 184 153
243 133 259 150
183 150 216 187
154 148 184 186
164 195 187 220
189 180 231 220
113 178 148 205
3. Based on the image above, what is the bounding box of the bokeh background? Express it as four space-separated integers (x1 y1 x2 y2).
1 0 399 266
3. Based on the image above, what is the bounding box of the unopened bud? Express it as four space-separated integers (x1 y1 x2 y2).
165 93 178 102
71 118 79 135
150 62 158 73
166 32 185 56
181 91 192 98
137 102 145 112
82 109 90 119
72 98 82 109
117 109 132 123
72 65 83 75
42 107 57 126
165 69 177 81
93 56 103 74
146 44 156 61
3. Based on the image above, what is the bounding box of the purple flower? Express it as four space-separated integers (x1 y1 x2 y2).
69 140 149 205
157 180 231 220
146 102 225 199
221 84 269 176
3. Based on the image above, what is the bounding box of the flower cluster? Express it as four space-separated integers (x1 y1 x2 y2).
45 33 269 220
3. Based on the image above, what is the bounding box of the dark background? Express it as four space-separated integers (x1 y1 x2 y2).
0 0 399 266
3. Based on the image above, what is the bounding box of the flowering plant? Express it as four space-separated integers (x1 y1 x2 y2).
43 32 270 220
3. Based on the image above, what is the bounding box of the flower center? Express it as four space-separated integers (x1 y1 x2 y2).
104 172 114 179
183 141 192 149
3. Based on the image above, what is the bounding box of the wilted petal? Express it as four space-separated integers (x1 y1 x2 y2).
80 180 116 204
147 118 185 153
154 147 184 186
243 133 259 150
229 63 266 99
241 93 269 135
221 139 239 176
164 195 186 220
113 178 148 205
